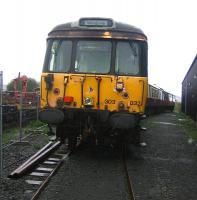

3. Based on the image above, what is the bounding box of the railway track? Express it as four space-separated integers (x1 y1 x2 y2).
122 144 136 200
8 136 135 200
8 141 70 200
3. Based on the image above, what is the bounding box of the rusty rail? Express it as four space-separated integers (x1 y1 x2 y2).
8 141 61 178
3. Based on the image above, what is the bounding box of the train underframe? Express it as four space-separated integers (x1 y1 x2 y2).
40 108 141 150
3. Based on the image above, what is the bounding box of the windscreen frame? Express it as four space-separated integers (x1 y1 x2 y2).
43 38 148 77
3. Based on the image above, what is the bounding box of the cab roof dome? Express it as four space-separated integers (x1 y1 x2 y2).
49 17 147 39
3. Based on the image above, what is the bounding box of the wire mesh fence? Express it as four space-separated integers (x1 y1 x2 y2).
2 90 40 143
0 72 43 178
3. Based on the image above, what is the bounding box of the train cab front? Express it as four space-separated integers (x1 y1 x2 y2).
39 18 148 147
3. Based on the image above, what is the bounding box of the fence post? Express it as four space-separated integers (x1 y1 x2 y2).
36 92 39 121
19 91 23 142
0 71 3 178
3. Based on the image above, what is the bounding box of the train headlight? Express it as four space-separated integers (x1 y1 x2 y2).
84 97 94 106
116 81 124 92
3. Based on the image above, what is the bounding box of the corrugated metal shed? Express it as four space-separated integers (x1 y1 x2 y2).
182 54 197 121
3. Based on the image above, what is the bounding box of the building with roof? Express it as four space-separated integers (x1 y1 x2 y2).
182 54 197 121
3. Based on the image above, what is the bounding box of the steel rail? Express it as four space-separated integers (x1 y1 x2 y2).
8 141 61 178
122 144 136 200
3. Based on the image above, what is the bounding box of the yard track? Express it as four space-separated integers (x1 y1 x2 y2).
122 144 136 200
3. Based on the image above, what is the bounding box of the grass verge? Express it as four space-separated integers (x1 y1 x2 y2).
2 120 49 145
176 112 197 141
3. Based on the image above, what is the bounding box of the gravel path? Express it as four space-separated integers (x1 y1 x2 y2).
128 113 197 200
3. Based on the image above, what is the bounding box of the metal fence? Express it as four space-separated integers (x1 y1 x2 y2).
0 71 3 178
2 90 40 137
0 73 40 177
182 55 197 121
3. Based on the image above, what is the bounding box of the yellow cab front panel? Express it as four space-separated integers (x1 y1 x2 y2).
41 73 148 114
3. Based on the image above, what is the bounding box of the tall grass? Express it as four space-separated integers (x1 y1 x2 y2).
175 102 197 141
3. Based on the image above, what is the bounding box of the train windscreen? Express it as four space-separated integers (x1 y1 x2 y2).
75 41 111 73
44 39 145 76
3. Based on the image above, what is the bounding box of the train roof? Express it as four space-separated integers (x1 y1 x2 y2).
48 18 147 40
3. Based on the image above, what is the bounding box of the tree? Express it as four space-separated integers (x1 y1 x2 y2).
7 77 39 92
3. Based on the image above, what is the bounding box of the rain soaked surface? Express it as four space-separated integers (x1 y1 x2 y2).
152 121 178 126
1 113 196 200
39 113 197 200
128 113 197 200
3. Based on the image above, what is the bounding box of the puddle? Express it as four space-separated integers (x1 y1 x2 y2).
153 121 178 126
144 156 193 164
188 138 193 144
178 118 187 122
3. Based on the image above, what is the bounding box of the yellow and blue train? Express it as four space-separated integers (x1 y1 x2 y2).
39 18 148 149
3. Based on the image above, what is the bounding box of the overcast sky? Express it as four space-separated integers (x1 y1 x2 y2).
0 0 196 96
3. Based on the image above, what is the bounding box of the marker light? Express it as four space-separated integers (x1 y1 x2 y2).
84 97 94 106
64 96 74 103
118 102 125 110
116 81 124 92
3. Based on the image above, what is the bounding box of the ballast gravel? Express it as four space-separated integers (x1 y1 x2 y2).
0 133 49 200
